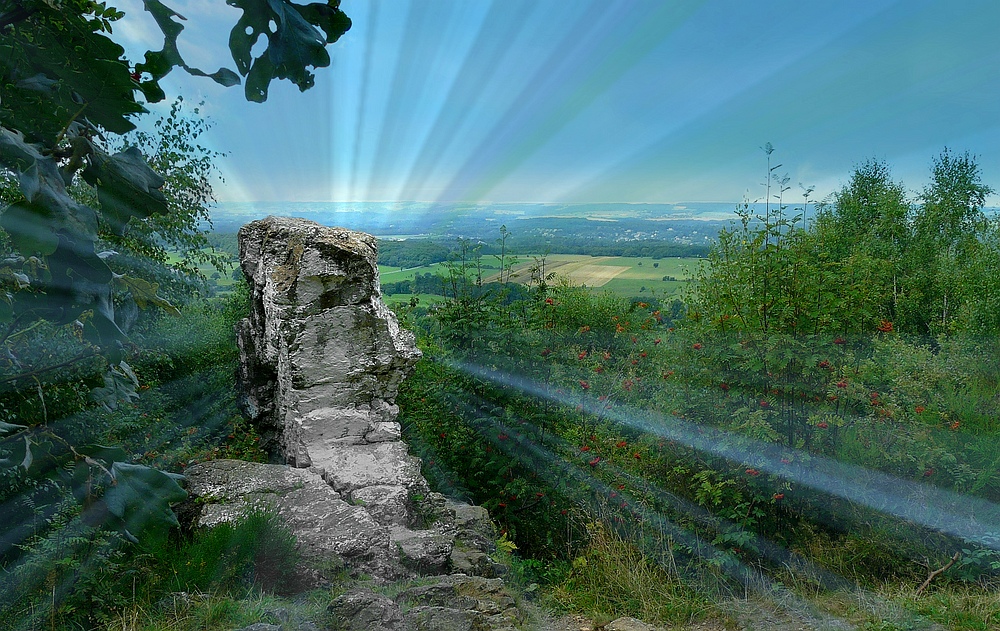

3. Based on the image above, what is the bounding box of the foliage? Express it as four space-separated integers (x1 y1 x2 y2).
0 0 349 572
99 97 230 297
0 285 256 627
0 502 299 630
398 156 1000 623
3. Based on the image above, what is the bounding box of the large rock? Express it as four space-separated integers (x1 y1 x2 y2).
237 216 420 466
236 217 425 522
328 575 522 631
184 459 391 577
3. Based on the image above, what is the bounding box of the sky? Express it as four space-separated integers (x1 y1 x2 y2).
112 0 1000 205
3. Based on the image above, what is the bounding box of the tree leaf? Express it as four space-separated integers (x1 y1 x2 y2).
116 275 180 314
0 202 59 256
104 461 187 538
82 146 168 235
90 363 140 411
0 421 27 437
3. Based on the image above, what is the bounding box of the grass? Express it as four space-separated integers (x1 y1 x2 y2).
544 520 719 627
106 589 335 631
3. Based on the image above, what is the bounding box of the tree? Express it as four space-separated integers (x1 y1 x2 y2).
0 0 350 358
908 149 994 333
0 0 351 544
813 159 911 326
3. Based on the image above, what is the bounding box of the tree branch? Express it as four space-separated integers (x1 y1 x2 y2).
915 551 960 596
0 351 100 385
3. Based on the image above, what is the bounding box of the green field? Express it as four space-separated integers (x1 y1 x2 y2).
490 254 695 297
377 262 452 283
379 255 699 302
165 250 239 291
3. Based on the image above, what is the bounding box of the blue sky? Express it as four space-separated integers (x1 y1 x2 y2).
114 0 1000 205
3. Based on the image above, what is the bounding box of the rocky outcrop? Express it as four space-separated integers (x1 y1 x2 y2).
184 217 501 587
235 216 426 523
328 574 524 631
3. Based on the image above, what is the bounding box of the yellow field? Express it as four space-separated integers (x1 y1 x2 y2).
492 256 629 287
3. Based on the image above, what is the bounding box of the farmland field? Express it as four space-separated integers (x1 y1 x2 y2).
378 254 698 300
488 254 696 297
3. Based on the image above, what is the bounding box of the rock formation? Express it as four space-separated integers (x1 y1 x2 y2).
187 217 499 586
234 216 426 521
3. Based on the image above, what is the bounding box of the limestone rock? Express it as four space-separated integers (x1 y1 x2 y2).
604 617 667 631
391 526 455 575
185 460 387 568
329 575 523 631
327 590 404 631
236 216 420 468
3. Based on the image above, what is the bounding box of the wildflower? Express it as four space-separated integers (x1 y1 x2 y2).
622 379 633 392
745 468 759 476
760 400 769 408
615 440 627 448
950 421 960 431
589 457 601 467
817 359 831 369
498 502 507 508
579 380 590 390
579 325 591 333
817 422 829 429
594 365 604 373
836 380 848 389
692 343 703 350
439 432 447 438
833 337 846 345
915 405 926 413
631 359 639 365
589 434 598 441
640 351 647 358
561 509 568 515
580 445 591 452
498 433 508 441
633 452 641 460
603 352 611 360
720 382 730 391
877 320 893 333
923 468 934 477
545 297 554 305
638 302 648 308
616 324 625 333
631 336 638 344
578 351 587 360
773 493 785 501
617 484 626 490
654 338 661 345
541 348 552 357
